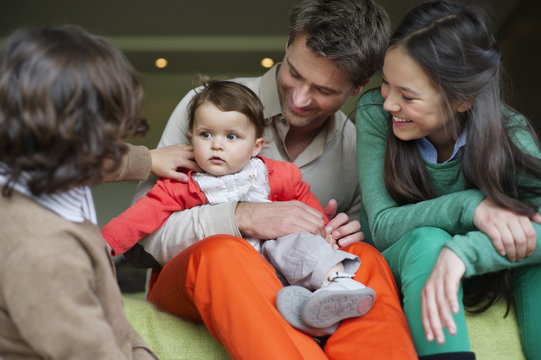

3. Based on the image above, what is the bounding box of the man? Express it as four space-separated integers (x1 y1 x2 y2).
130 1 417 358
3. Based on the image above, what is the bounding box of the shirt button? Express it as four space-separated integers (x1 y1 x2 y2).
281 118 287 124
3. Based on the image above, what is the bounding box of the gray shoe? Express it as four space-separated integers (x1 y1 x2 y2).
302 272 375 329
276 286 338 337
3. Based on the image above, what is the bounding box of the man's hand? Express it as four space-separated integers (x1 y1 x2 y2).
150 144 202 182
421 248 466 345
473 198 538 261
324 199 363 247
236 201 326 239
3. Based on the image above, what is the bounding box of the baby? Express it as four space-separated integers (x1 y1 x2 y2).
102 80 375 336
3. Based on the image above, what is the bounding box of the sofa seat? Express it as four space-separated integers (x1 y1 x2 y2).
123 293 524 359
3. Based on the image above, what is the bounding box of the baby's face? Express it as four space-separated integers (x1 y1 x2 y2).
190 102 264 176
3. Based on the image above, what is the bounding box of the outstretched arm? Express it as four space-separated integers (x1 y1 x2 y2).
102 178 198 255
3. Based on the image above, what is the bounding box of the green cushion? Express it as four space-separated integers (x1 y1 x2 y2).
123 294 229 359
123 294 523 359
465 299 524 360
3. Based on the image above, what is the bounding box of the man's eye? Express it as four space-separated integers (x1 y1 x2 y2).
317 88 334 95
402 95 414 102
290 70 301 79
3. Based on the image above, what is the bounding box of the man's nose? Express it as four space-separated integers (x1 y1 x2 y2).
292 84 312 108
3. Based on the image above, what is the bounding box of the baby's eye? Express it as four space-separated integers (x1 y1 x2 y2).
227 134 238 140
200 131 211 139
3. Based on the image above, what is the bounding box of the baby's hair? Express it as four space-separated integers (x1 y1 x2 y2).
0 25 148 196
187 80 265 138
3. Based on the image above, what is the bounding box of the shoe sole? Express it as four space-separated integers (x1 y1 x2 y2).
301 286 376 328
276 286 338 337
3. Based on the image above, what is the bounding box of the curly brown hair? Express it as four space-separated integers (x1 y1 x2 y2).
0 25 148 196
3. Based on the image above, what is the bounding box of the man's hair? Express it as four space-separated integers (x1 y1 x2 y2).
288 0 391 87
188 80 265 138
0 25 147 196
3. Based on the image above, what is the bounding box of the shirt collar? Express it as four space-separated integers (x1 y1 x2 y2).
259 64 282 124
416 129 468 164
0 171 97 224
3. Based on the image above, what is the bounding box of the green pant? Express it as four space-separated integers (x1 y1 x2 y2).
383 226 541 358
512 263 541 359
383 227 470 356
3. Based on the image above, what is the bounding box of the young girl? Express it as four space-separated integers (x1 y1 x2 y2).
356 1 541 359
101 80 376 337
0 25 187 359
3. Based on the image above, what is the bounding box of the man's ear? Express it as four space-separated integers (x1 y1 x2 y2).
351 78 371 97
252 137 265 157
457 98 474 113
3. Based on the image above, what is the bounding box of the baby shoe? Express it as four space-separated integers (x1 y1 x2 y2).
301 272 375 329
276 285 339 337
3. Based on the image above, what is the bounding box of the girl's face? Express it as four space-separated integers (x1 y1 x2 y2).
189 102 264 176
381 45 464 152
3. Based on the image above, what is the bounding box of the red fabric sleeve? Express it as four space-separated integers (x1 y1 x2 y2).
101 176 206 255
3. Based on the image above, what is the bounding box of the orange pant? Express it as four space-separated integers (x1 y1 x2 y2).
150 235 416 360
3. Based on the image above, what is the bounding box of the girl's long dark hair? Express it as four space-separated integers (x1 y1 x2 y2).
383 1 541 312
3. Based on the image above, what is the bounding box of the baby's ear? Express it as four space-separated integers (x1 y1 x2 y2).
187 132 193 141
252 137 265 157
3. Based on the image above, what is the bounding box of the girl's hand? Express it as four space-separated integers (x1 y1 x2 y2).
422 248 466 344
150 144 202 182
473 198 537 261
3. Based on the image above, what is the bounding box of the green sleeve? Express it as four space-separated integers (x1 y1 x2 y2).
446 215 541 277
356 91 485 251
446 111 541 275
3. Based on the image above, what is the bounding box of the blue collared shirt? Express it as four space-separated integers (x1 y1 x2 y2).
416 130 467 164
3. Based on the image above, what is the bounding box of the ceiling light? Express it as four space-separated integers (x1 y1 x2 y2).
155 57 168 69
260 58 274 69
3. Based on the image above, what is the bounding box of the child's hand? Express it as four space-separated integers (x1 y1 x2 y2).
325 234 339 250
324 199 364 247
421 248 465 345
150 144 202 182
473 198 536 261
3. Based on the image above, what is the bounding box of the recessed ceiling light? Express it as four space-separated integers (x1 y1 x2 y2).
155 57 168 69
260 57 274 69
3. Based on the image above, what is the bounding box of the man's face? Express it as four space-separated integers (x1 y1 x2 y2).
276 33 360 131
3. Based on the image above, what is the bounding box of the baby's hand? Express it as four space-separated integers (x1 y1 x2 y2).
325 234 339 250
